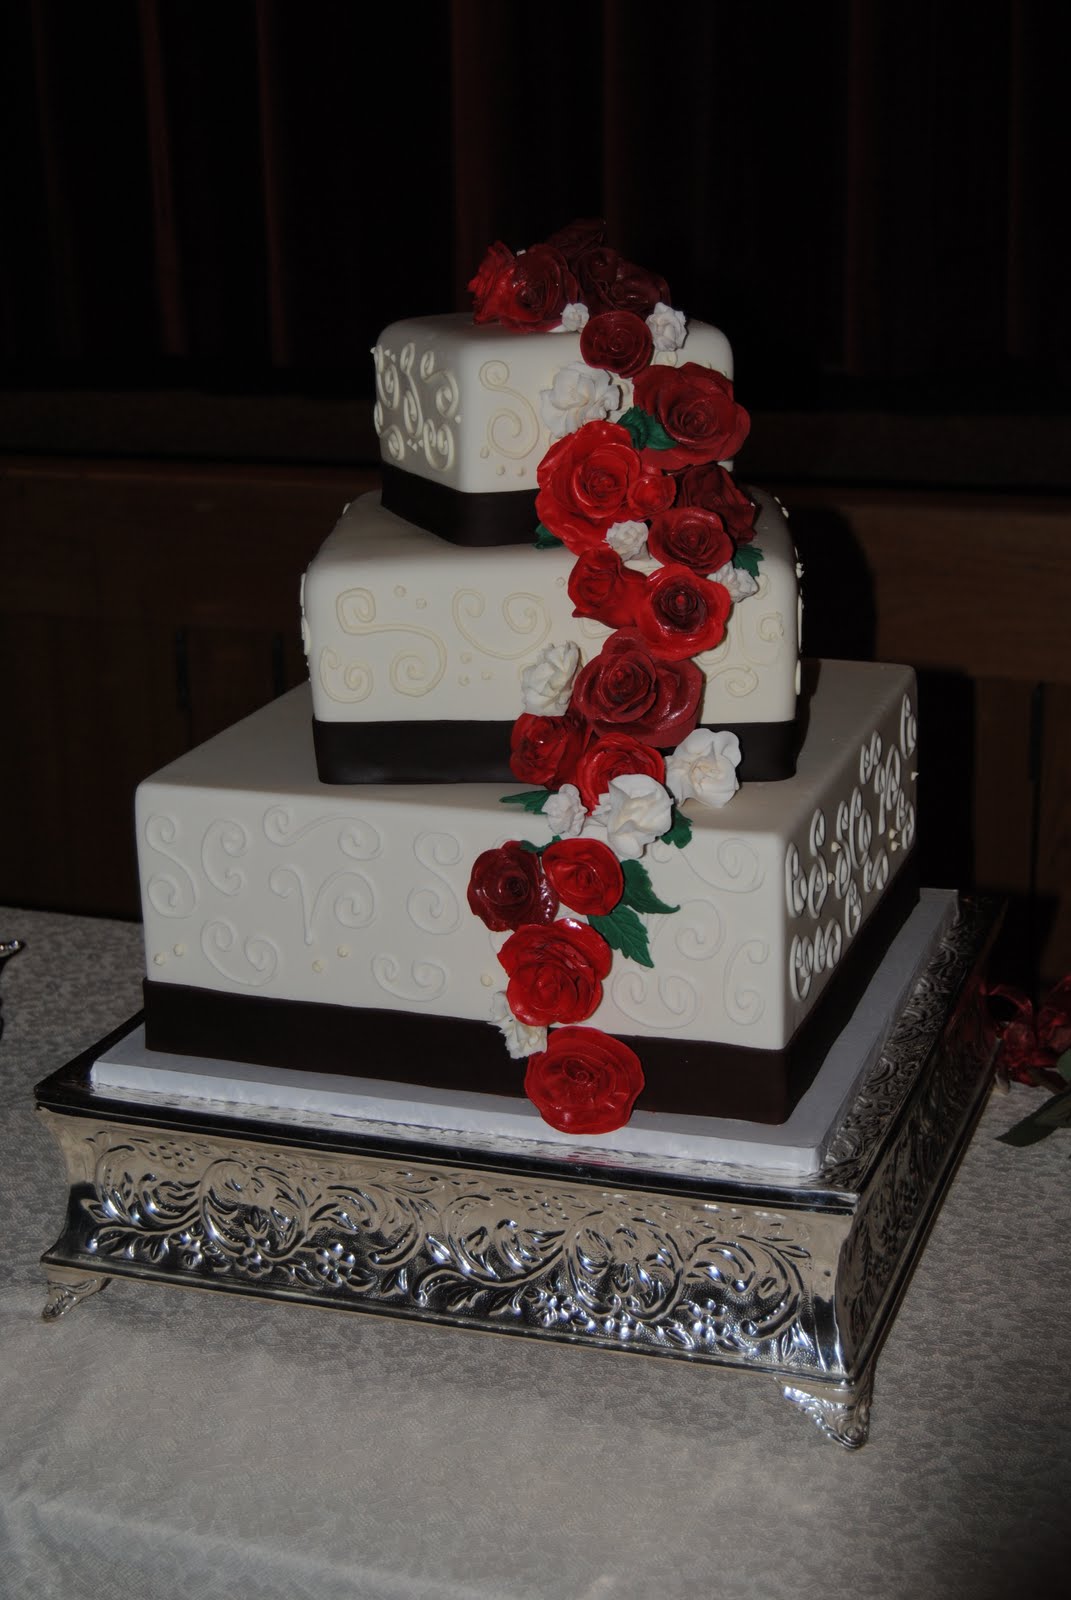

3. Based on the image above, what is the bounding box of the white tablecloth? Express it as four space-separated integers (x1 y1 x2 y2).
2 906 1069 1599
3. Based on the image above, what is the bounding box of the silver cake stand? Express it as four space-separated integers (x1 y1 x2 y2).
35 899 999 1450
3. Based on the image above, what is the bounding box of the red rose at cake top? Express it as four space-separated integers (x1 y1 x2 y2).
646 506 735 576
570 631 702 746
535 421 674 554
574 732 666 812
498 919 612 1028
575 245 670 318
541 838 624 918
633 363 750 470
579 310 654 378
468 242 578 331
675 462 758 544
467 842 558 933
567 547 646 630
509 710 589 789
545 218 608 268
524 1026 644 1134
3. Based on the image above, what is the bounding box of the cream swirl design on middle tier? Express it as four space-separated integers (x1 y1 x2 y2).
303 490 799 730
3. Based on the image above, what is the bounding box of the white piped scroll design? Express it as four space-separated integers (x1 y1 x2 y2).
268 865 376 947
900 693 918 757
724 939 768 1025
320 590 447 703
479 360 541 464
144 816 199 918
790 920 844 1001
201 820 250 897
608 899 723 1031
657 836 765 895
200 920 279 987
262 808 381 861
372 342 460 473
371 955 447 1004
786 808 840 999
409 833 462 935
451 590 552 661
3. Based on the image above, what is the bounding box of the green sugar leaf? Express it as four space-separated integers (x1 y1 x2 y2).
732 542 764 578
500 790 549 813
621 858 679 916
588 904 654 968
997 1084 1071 1147
661 809 693 850
534 524 563 549
617 406 676 454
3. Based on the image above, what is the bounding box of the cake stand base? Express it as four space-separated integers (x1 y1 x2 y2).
35 900 998 1450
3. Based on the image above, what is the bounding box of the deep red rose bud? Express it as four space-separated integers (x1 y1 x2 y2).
470 243 578 331
467 842 558 933
633 363 750 470
468 241 515 323
545 218 607 268
509 710 589 790
675 463 758 543
524 1026 645 1134
498 919 612 1028
647 506 734 576
635 563 733 660
571 631 703 747
574 733 666 811
576 246 670 318
568 547 646 629
541 838 624 918
535 420 649 554
580 310 654 378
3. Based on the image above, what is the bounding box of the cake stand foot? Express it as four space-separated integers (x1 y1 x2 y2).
42 1269 111 1322
780 1365 874 1449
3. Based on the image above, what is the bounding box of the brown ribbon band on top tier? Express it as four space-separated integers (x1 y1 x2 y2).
381 463 540 546
313 715 799 786
142 862 918 1128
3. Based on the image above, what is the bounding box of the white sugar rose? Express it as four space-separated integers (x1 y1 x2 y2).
709 559 759 604
665 729 742 808
606 519 649 561
490 992 547 1060
542 783 586 838
646 301 687 353
559 301 590 332
520 641 580 716
592 773 674 860
540 362 623 440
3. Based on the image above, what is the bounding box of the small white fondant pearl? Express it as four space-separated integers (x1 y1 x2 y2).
153 953 166 966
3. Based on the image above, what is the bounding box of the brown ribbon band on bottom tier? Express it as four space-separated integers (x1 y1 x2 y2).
313 715 799 786
143 863 918 1127
380 464 539 546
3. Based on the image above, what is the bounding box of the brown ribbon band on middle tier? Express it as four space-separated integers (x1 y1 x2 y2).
313 715 799 786
381 463 540 546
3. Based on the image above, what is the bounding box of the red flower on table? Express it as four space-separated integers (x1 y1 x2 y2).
579 310 654 378
632 564 733 661
535 421 673 554
467 842 558 933
541 838 624 918
570 631 702 746
498 919 612 1027
469 242 578 331
633 362 750 469
509 710 589 789
574 733 666 811
675 463 758 543
524 1026 644 1133
575 246 670 318
567 547 646 630
989 977 1071 1089
646 505 735 577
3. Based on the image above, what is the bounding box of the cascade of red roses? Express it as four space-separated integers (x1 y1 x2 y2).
464 222 762 1136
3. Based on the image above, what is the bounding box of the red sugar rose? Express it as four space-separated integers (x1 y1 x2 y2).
646 506 735 577
545 218 607 268
634 563 733 660
541 838 624 918
568 547 646 630
509 711 588 790
675 463 758 543
536 421 670 555
524 1027 645 1134
570 631 702 747
633 362 750 469
467 842 558 933
469 242 578 331
575 246 670 319
574 733 666 811
580 310 654 378
498 919 612 1028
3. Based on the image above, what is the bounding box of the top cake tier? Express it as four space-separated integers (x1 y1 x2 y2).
373 313 734 544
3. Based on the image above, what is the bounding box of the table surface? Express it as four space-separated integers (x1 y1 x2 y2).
2 905 1068 1600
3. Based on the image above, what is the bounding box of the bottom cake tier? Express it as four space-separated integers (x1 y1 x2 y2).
137 659 919 1126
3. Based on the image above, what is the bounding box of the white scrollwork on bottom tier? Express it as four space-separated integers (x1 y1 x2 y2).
371 955 446 1003
200 920 279 986
143 815 199 918
724 939 768 1025
789 919 844 1001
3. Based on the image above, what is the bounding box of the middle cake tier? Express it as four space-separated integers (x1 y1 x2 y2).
301 487 801 785
138 660 918 1125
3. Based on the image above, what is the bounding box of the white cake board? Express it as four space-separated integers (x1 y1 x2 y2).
91 890 955 1179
